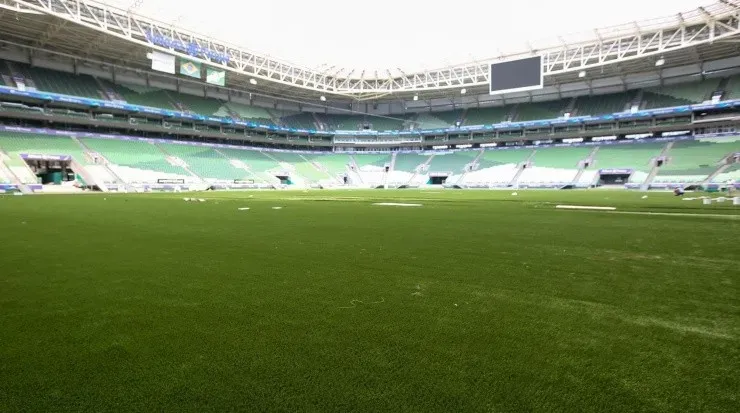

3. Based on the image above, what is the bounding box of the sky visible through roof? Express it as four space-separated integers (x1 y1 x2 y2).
101 0 706 73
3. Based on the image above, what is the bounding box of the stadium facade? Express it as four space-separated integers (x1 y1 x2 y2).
0 0 738 193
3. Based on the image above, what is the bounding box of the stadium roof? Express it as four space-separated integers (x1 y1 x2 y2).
92 0 706 74
0 0 740 104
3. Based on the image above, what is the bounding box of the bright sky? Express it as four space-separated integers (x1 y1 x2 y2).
102 0 706 73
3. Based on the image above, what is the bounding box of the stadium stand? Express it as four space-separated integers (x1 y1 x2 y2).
321 114 363 131
167 93 223 116
24 66 103 99
572 92 633 116
367 116 405 132
302 153 350 179
515 101 567 121
0 132 88 163
413 113 451 129
214 147 281 183
653 137 740 184
431 109 464 126
110 83 178 110
712 163 740 183
80 137 189 182
157 142 248 181
393 153 431 173
462 148 532 186
281 113 317 129
217 101 275 124
593 142 665 183
724 75 740 100
268 151 330 183
643 79 720 109
464 106 511 125
427 151 478 174
518 146 593 186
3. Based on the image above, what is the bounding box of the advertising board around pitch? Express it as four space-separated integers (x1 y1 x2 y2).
489 55 543 95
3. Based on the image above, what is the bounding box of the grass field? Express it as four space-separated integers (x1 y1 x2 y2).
0 189 738 412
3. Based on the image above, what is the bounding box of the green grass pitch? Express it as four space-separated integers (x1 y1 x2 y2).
0 189 738 412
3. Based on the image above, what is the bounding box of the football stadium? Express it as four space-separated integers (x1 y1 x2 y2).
0 0 739 411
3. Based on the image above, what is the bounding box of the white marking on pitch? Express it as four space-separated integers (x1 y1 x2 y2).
238 207 250 211
272 206 283 210
555 205 616 211
372 202 423 207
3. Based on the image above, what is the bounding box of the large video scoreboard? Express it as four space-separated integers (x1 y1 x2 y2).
489 56 543 95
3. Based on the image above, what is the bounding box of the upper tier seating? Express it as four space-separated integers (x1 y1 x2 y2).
281 113 317 129
218 102 275 124
724 75 740 100
643 79 721 109
112 84 178 110
414 113 450 129
465 106 510 125
573 92 632 116
22 66 104 99
515 101 567 121
431 110 464 126
169 93 223 116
